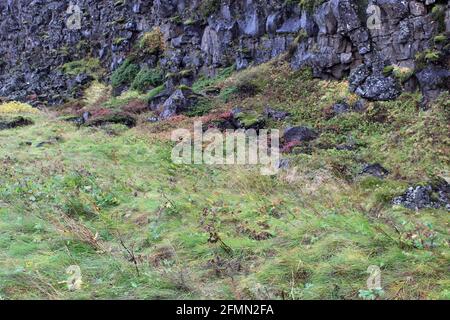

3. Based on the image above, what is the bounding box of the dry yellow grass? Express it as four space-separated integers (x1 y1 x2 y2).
0 101 39 114
83 81 111 106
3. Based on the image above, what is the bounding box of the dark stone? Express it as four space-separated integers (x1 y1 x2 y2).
355 75 401 101
0 116 33 130
147 117 159 123
75 73 94 85
112 84 128 97
64 116 85 126
332 102 350 115
36 136 63 148
82 111 91 123
86 114 137 128
264 107 290 121
393 182 450 211
335 144 356 151
160 88 198 119
149 88 172 111
352 99 367 112
283 126 319 144
416 66 450 107
277 158 291 170
349 64 371 92
361 163 389 178
0 0 445 105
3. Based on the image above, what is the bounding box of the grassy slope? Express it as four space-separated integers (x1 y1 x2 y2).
0 61 449 300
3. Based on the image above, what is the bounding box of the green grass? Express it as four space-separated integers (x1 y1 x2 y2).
0 61 449 300
61 58 104 79
111 59 140 89
131 68 163 93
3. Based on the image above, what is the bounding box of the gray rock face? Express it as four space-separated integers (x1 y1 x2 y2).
0 0 447 110
416 66 450 106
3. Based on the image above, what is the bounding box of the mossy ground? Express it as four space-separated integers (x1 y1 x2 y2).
0 61 449 300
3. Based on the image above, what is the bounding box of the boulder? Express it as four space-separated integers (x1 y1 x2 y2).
393 182 450 211
85 114 137 128
160 88 198 119
416 66 450 107
283 126 319 144
332 102 350 115
355 75 401 101
361 163 389 178
0 116 34 130
264 107 290 121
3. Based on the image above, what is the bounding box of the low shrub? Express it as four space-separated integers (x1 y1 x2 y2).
138 28 165 55
111 59 140 88
131 68 163 92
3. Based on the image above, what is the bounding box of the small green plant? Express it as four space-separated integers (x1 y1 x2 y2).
113 37 126 46
131 68 163 92
185 97 213 117
384 65 414 84
146 85 166 101
358 289 385 300
286 0 326 12
383 65 394 76
434 34 448 44
415 49 442 67
111 59 140 88
424 50 441 62
138 28 165 55
192 65 235 93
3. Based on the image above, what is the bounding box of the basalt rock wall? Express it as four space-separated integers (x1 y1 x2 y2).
0 0 449 107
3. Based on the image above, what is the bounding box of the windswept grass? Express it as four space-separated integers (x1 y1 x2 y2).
0 61 448 300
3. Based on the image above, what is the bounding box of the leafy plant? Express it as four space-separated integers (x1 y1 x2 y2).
138 28 165 55
131 68 163 92
111 59 140 88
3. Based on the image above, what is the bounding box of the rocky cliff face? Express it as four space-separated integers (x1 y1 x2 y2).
0 0 449 109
